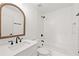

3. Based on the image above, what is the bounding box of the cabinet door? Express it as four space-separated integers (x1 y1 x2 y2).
15 44 37 56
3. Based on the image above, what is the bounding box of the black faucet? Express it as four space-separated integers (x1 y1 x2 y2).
16 36 23 43
8 40 14 45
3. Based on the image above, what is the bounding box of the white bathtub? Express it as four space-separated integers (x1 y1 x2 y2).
38 39 76 56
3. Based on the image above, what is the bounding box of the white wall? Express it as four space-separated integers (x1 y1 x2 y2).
43 6 77 55
22 3 41 40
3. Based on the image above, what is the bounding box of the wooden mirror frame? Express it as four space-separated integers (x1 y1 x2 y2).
0 3 25 39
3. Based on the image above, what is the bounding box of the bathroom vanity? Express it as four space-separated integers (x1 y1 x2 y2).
0 3 38 56
0 39 37 56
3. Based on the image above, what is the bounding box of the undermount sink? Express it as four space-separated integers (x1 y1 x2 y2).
8 40 31 50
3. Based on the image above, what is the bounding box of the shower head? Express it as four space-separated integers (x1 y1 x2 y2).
37 3 43 7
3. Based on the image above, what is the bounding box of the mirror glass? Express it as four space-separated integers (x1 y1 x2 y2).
0 3 25 39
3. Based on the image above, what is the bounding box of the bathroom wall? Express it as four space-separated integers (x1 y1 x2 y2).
43 6 77 55
23 4 44 48
22 3 42 40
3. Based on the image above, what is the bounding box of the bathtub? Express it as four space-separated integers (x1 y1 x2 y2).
38 39 76 56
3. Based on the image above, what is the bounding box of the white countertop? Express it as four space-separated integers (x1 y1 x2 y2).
0 39 37 56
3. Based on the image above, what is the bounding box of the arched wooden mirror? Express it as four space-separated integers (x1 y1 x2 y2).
0 3 25 39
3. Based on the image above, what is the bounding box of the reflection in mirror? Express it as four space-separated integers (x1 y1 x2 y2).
0 3 25 39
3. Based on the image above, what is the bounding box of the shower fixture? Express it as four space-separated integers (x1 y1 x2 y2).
76 13 79 16
41 16 45 19
41 15 47 21
37 3 43 7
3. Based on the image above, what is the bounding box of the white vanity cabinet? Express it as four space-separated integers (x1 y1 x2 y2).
15 44 37 56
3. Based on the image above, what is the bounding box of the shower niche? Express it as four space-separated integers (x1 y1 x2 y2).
0 3 25 39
